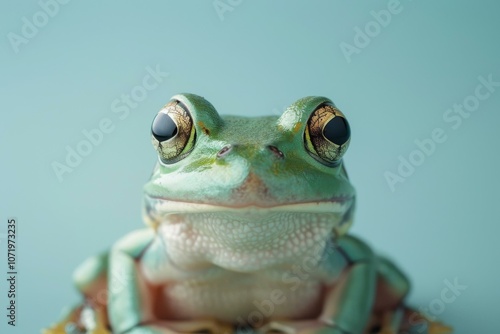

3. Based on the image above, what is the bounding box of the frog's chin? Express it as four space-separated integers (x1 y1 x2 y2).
144 194 354 217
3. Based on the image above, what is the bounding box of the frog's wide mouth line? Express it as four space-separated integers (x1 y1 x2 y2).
144 194 354 214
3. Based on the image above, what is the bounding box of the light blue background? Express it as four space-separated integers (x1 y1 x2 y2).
1 1 499 333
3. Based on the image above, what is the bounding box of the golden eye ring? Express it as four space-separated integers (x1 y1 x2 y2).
151 100 196 164
304 103 351 165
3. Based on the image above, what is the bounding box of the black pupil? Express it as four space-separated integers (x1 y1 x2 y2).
323 116 350 145
152 113 178 142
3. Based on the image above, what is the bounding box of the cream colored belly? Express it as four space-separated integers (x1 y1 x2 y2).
156 270 325 322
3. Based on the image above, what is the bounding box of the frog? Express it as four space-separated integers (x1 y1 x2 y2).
44 94 453 334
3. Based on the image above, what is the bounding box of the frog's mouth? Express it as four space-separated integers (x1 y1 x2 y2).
145 194 352 212
144 193 355 229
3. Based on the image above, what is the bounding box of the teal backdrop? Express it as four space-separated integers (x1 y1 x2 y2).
1 1 499 333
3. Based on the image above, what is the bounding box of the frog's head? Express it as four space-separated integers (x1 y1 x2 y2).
144 93 355 240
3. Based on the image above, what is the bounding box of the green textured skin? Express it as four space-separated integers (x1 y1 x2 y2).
50 94 422 334
144 94 355 208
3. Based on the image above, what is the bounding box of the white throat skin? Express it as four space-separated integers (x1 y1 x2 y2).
139 207 349 323
143 194 354 272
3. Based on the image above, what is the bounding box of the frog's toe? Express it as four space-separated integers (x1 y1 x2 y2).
124 320 234 334
426 322 453 334
397 308 453 334
43 322 85 334
258 319 340 334
80 305 111 334
42 326 67 334
42 305 85 334
88 326 111 334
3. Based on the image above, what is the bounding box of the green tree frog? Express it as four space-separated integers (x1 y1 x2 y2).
45 94 452 334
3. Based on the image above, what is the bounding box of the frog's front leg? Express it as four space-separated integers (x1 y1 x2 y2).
44 251 111 334
109 229 234 334
317 236 426 334
318 235 377 334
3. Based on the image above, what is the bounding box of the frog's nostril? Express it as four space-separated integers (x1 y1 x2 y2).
267 145 284 159
217 145 232 158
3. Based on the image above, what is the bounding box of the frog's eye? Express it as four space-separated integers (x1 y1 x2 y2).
151 100 196 164
304 103 351 165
